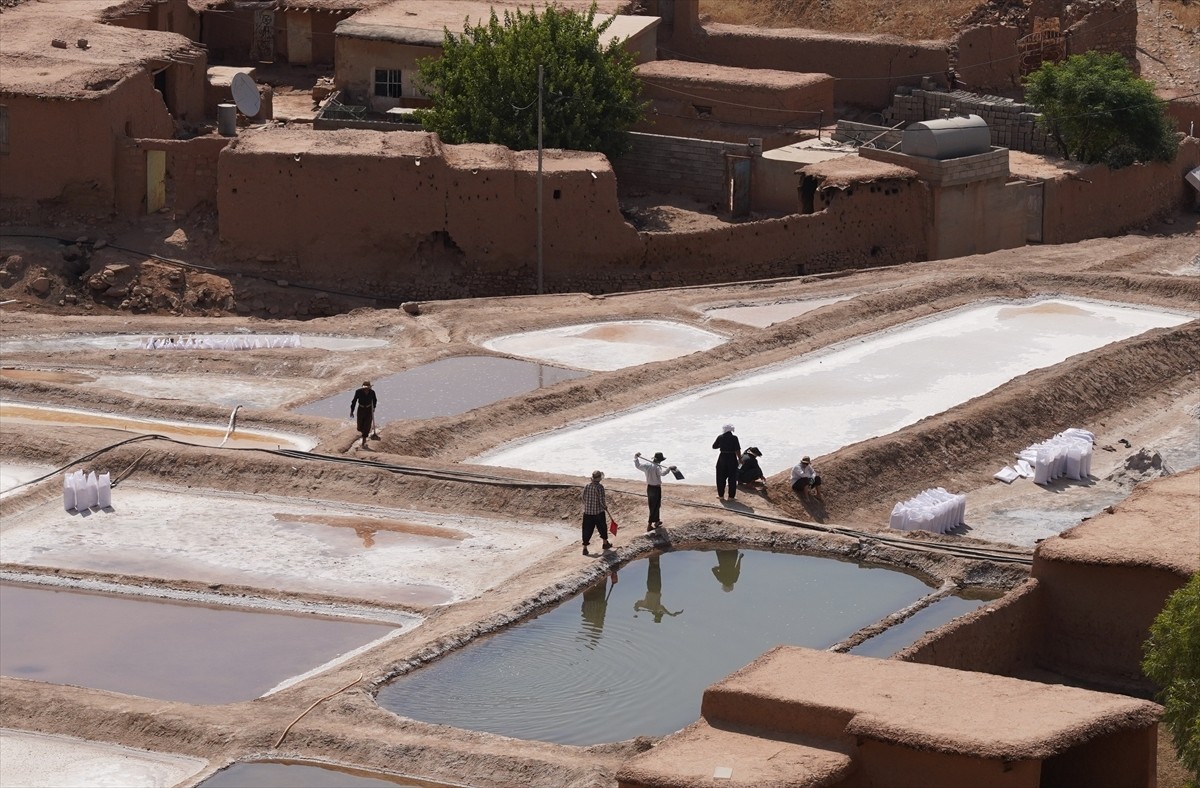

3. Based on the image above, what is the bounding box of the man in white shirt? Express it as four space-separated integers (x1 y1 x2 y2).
634 451 676 531
790 456 823 499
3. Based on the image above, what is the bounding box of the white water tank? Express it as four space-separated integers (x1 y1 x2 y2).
902 114 991 160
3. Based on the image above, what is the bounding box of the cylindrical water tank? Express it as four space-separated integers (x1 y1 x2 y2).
218 103 238 137
901 114 991 159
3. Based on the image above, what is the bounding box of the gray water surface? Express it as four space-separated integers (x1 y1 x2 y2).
295 356 589 425
0 584 394 704
378 549 934 745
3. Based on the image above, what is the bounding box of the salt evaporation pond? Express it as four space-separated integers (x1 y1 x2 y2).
295 356 589 425
0 583 396 704
0 487 565 607
477 298 1193 480
702 296 854 327
0 402 316 450
480 320 726 371
0 729 205 788
0 333 388 353
378 549 940 745
0 462 51 498
847 595 992 658
198 761 444 788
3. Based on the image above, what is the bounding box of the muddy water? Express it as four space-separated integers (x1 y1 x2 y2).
198 761 450 788
0 584 395 704
295 356 589 425
478 297 1194 481
481 320 726 371
702 296 854 328
847 594 994 658
0 402 315 451
378 549 935 745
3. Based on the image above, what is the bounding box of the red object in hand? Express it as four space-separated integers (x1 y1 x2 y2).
609 518 619 534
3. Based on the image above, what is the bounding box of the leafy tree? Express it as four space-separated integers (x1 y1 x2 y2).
1024 51 1178 168
1143 572 1200 785
415 3 645 160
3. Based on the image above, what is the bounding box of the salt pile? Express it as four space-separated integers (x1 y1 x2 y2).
143 335 301 351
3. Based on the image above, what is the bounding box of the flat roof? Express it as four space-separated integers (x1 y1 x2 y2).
339 0 654 47
1035 468 1200 575
709 646 1160 760
0 0 202 98
638 60 832 89
763 137 858 165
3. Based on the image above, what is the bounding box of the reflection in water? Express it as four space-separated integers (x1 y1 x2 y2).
711 549 743 592
379 549 936 745
580 570 618 646
634 556 683 623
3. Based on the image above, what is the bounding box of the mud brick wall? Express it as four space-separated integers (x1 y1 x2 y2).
1064 0 1138 61
613 132 749 206
885 89 1052 154
953 25 1022 94
1040 138 1200 244
900 579 1044 678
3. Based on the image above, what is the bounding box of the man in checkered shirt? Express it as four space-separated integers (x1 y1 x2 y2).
581 470 612 556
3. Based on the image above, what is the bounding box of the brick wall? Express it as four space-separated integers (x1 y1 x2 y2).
860 147 1010 188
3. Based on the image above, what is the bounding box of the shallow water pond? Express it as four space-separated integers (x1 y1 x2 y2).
295 356 588 425
198 761 444 788
0 584 395 704
847 594 993 658
378 549 935 745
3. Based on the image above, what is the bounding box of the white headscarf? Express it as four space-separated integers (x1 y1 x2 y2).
722 424 735 433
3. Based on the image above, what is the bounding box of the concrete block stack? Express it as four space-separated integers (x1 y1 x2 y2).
884 89 1052 154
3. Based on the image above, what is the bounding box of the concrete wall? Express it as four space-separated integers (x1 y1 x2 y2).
1040 138 1200 244
0 73 174 216
929 178 1029 259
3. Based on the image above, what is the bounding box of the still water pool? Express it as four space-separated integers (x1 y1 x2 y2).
378 549 936 745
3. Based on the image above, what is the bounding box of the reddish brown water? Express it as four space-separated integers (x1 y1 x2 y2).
0 583 395 704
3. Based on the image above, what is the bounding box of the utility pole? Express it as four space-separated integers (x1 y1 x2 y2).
536 64 544 295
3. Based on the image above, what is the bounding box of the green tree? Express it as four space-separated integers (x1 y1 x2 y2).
1143 572 1200 785
415 3 645 160
1024 51 1178 168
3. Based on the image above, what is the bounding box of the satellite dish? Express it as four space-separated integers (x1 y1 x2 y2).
231 72 261 117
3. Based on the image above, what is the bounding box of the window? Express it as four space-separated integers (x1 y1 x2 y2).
374 69 402 99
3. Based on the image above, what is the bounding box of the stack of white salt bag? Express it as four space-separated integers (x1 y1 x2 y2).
63 470 112 512
889 488 967 534
993 428 1094 485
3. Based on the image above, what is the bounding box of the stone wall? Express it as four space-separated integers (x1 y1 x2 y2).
1064 0 1138 61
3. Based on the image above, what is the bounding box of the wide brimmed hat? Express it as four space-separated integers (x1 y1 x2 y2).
591 470 604 481
652 452 666 463
362 381 372 387
748 447 762 457
801 456 811 464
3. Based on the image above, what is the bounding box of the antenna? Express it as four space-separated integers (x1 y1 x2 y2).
231 72 261 118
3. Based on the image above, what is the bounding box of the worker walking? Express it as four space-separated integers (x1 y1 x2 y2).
712 424 742 500
350 381 377 449
634 451 676 531
581 470 613 556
